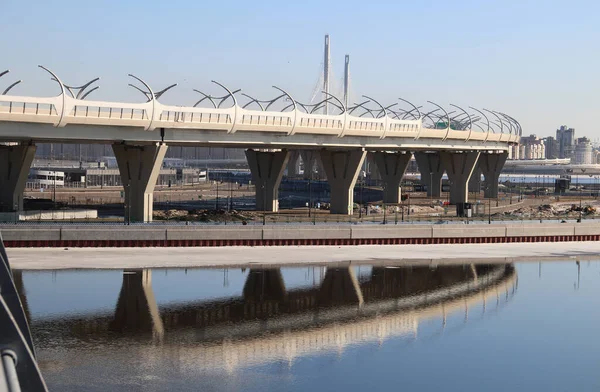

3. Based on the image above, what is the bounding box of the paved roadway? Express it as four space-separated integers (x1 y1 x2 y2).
7 241 599 270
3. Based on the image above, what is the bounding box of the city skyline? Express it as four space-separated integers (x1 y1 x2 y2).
2 0 599 138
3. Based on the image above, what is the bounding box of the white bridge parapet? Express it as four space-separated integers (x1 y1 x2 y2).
0 67 520 147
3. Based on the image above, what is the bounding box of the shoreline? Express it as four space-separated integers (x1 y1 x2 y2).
7 241 600 270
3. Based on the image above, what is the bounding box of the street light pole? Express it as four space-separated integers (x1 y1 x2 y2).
520 176 524 201
359 175 364 219
508 174 512 205
308 169 312 218
429 172 433 201
216 180 219 210
229 181 233 211
52 170 57 209
488 192 491 224
127 183 131 225
382 182 387 225
262 183 267 225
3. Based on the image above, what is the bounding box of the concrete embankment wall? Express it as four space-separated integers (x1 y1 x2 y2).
2 223 600 247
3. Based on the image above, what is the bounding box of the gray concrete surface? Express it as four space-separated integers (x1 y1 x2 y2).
3 222 600 242
7 242 600 270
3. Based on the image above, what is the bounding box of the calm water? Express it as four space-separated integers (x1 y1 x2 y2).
15 261 600 391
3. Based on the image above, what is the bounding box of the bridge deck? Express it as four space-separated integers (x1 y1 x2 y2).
0 93 518 149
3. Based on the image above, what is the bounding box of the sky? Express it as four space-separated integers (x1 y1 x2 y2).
1 0 599 139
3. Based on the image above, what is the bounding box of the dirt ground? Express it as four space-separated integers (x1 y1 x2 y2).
24 184 600 223
495 200 600 219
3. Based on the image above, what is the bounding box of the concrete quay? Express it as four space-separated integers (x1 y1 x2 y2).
3 222 600 248
6 242 600 270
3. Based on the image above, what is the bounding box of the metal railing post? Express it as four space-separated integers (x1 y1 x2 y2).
1 350 20 392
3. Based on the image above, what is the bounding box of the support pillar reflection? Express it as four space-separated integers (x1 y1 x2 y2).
243 269 287 302
110 269 164 339
318 267 364 306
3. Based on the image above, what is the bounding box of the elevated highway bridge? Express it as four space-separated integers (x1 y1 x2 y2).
0 67 520 220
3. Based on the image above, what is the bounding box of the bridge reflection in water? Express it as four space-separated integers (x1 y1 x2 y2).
24 263 517 373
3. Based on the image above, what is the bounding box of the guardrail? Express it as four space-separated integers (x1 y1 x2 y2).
0 231 48 390
2 222 600 248
0 68 520 144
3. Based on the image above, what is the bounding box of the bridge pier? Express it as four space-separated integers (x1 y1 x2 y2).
440 151 480 205
480 152 508 199
468 164 482 194
246 149 289 212
286 150 301 177
0 143 36 211
366 153 381 181
319 149 366 214
372 151 411 204
318 267 364 306
243 269 286 302
301 150 325 180
414 152 444 198
112 143 167 223
300 151 315 180
110 269 164 339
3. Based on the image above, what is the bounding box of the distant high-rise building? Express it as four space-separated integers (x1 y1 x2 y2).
544 136 559 159
517 134 545 160
556 125 575 159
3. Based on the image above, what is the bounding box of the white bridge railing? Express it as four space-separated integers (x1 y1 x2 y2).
0 67 520 144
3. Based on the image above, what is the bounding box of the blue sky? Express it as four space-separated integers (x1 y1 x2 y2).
1 0 599 138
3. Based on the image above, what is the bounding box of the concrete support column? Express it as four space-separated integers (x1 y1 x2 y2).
314 156 326 180
440 151 480 204
0 144 36 211
468 165 482 193
112 143 167 223
243 269 286 302
372 152 411 204
414 152 444 198
480 151 508 198
286 150 301 177
318 267 364 307
366 153 381 181
319 149 367 215
300 150 323 180
110 269 164 338
245 149 289 212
